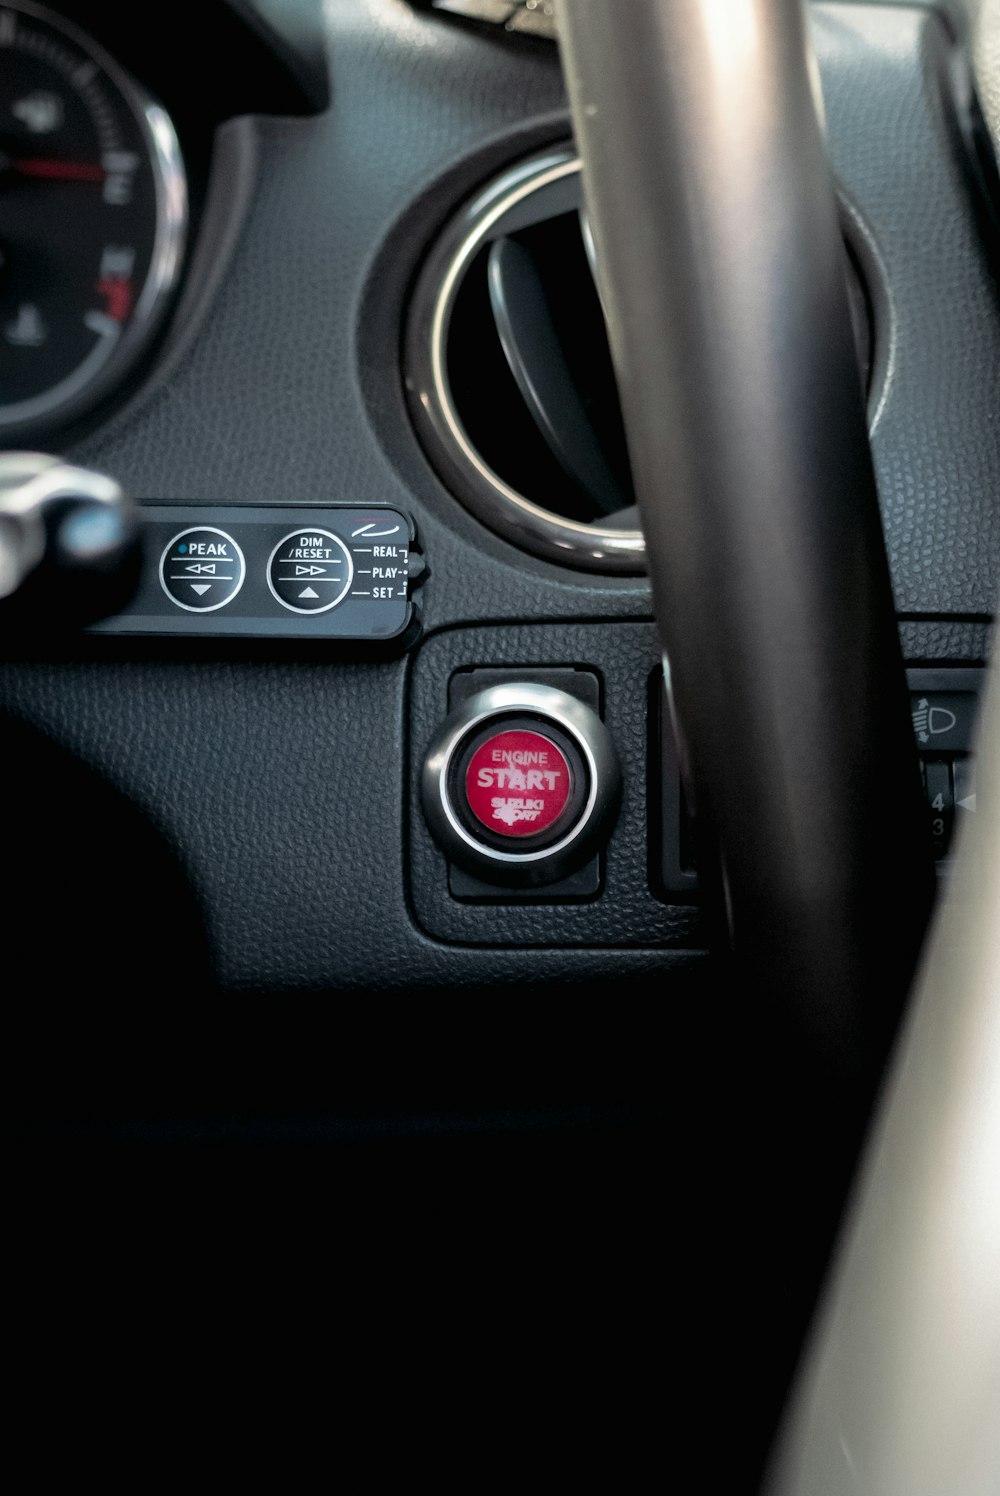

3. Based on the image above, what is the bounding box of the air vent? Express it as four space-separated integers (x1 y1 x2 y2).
405 147 874 574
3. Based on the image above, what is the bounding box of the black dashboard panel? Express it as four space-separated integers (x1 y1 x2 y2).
0 0 996 993
813 3 1000 616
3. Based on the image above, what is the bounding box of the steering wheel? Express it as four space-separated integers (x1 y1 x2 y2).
559 0 999 1489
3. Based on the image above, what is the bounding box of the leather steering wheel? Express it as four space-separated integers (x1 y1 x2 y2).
559 0 999 1487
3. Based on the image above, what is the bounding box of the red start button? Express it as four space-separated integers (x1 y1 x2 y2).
464 728 575 839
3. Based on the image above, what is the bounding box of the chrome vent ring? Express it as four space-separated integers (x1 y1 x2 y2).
405 147 645 573
404 146 875 575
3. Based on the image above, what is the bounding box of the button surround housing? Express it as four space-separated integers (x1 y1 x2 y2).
421 682 621 886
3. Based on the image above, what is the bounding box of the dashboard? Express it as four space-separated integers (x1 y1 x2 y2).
1 0 994 987
0 0 994 981
0 3 997 993
4 9 996 1489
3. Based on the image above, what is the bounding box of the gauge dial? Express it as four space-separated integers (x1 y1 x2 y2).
0 1 187 436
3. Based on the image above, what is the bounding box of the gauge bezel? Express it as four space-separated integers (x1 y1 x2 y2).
0 0 188 438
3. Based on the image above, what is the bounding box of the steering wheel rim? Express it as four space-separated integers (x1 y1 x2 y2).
560 0 938 1483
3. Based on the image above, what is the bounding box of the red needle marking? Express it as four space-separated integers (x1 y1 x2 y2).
12 158 106 182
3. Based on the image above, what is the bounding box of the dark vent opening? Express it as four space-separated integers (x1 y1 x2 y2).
447 210 636 525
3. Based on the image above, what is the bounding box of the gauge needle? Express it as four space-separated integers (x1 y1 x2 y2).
1 155 106 182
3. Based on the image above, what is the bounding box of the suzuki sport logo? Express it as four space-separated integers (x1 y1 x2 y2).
491 800 546 827
464 730 573 839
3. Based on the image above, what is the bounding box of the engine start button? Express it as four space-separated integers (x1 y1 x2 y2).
464 729 574 838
